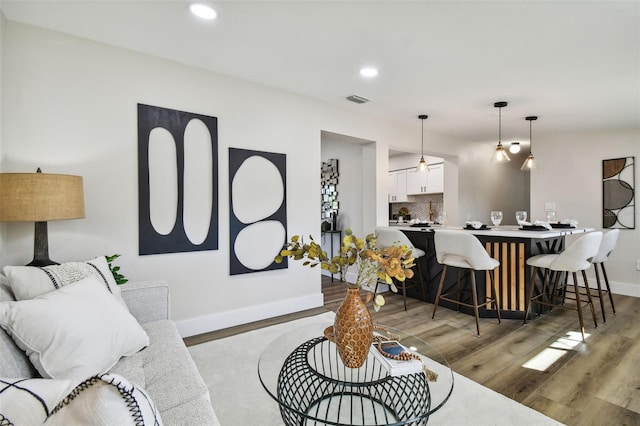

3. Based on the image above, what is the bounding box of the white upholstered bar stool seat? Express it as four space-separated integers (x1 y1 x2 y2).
432 230 501 336
524 231 602 340
374 227 427 311
590 229 619 322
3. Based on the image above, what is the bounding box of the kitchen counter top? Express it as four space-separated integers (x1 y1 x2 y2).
389 224 594 239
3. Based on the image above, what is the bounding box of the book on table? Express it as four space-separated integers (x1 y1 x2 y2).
370 340 423 376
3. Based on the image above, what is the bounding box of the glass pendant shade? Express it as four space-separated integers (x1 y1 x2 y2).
491 143 511 163
491 101 511 163
417 156 427 171
521 154 535 170
416 115 428 172
521 116 538 171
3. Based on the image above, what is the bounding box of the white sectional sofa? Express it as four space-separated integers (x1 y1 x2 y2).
0 276 219 425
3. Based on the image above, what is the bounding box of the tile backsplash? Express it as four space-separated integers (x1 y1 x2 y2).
390 194 444 222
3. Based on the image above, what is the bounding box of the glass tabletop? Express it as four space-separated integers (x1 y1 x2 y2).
258 322 454 426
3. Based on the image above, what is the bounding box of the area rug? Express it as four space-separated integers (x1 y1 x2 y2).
189 312 563 425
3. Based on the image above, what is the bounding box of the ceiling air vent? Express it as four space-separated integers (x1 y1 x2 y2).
346 94 370 104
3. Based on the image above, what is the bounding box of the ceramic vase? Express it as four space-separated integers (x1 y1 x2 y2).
324 287 373 368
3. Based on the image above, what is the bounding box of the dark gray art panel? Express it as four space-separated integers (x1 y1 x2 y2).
229 148 287 275
138 103 219 254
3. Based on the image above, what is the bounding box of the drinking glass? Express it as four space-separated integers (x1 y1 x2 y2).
490 211 503 227
437 211 447 226
545 211 557 223
515 211 527 225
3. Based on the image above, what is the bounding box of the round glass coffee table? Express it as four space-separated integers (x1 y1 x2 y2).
258 322 454 426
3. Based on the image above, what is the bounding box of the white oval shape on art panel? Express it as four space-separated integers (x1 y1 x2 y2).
232 155 284 224
234 221 286 270
148 127 178 235
183 118 213 245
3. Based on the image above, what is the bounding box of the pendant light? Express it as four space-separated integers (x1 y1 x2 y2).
521 116 537 171
491 101 511 163
417 114 428 172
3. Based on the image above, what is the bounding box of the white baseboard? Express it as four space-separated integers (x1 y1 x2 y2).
175 292 324 338
610 281 640 298
567 279 639 298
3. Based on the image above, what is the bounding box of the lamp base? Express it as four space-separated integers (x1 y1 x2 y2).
27 221 59 267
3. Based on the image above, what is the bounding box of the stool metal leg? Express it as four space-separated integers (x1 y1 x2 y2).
581 270 598 328
489 270 501 324
524 266 539 325
600 263 616 314
432 265 447 320
572 272 586 341
593 263 607 323
470 271 481 336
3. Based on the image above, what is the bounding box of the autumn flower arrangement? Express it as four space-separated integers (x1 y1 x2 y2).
275 228 416 310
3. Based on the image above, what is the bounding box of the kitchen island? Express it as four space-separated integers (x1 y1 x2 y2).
391 225 593 319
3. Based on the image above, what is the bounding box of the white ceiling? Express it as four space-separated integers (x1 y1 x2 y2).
2 0 639 144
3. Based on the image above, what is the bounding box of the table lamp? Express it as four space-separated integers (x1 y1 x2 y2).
0 168 85 266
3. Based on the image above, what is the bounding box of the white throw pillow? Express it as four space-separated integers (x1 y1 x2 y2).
48 373 163 426
0 374 162 426
0 276 149 379
3 256 125 306
0 377 77 424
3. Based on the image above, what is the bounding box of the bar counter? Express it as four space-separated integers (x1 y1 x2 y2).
393 225 593 319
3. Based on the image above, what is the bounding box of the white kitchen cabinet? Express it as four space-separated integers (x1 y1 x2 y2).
425 163 444 193
406 163 444 195
388 170 415 203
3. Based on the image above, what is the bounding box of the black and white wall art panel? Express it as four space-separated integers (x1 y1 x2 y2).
229 148 287 275
603 156 635 229
138 104 219 255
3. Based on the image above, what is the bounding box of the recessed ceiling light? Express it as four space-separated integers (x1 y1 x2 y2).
359 67 378 78
189 3 218 20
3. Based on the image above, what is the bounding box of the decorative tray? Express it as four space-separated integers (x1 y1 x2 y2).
520 225 549 231
550 223 575 229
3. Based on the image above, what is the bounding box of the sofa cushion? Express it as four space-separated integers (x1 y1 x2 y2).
3 256 125 306
0 276 149 379
0 274 35 378
131 320 210 413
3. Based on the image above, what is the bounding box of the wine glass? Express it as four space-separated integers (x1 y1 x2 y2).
490 211 503 228
515 211 527 225
545 211 557 223
437 211 447 226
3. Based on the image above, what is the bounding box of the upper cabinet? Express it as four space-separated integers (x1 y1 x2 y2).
388 170 415 203
406 162 444 195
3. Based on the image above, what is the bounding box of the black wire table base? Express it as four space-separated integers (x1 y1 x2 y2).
276 337 431 426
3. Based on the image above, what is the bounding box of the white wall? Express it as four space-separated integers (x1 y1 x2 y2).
532 129 640 296
0 20 467 336
458 142 530 225
320 133 377 283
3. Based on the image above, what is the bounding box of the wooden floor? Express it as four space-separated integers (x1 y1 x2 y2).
185 276 640 426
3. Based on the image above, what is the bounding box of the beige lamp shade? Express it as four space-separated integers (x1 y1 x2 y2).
0 172 85 222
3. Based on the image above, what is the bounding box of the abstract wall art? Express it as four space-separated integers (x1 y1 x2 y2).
602 156 635 229
229 148 287 275
321 158 339 221
138 104 219 254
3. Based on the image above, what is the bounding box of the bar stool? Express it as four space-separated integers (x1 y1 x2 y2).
524 231 602 340
431 230 501 336
590 229 619 322
374 227 428 311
